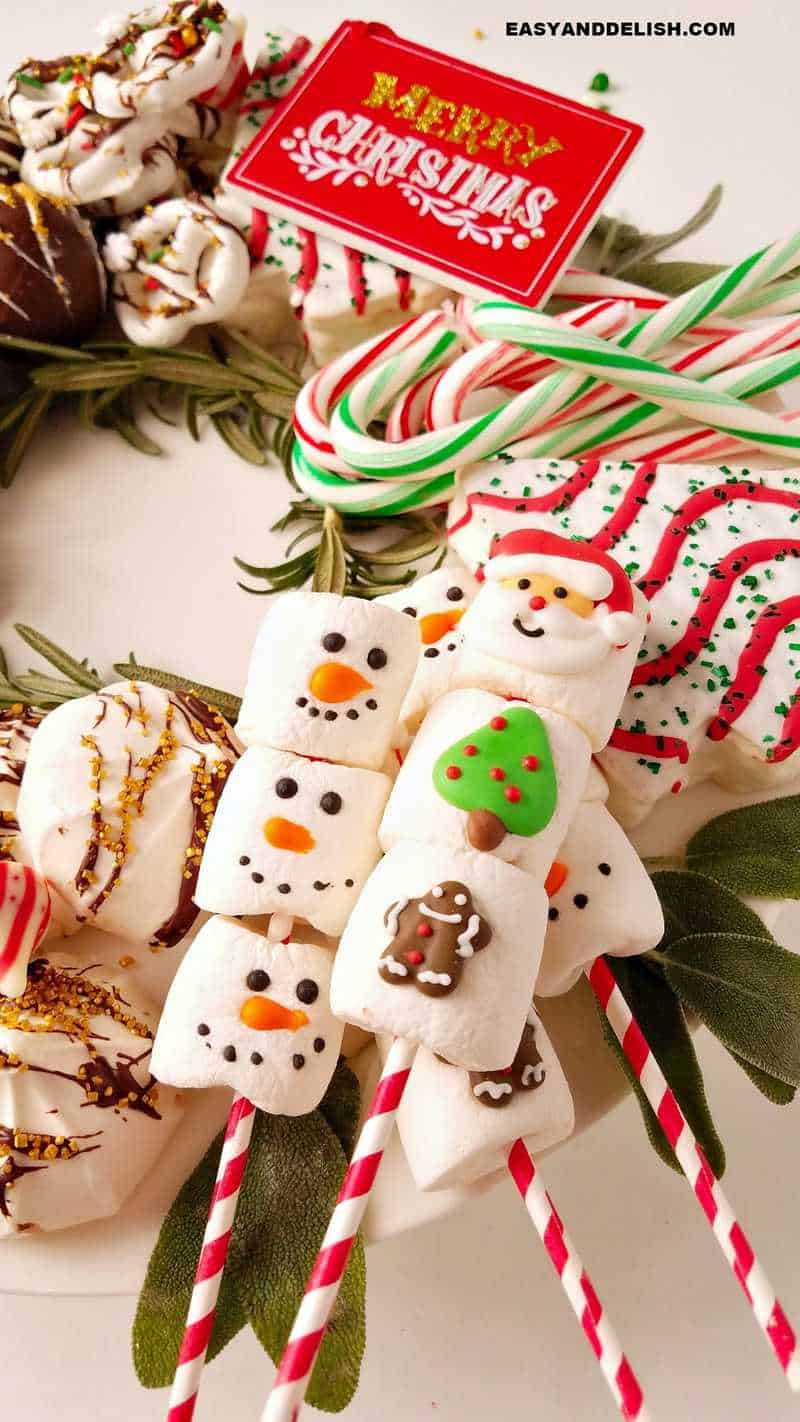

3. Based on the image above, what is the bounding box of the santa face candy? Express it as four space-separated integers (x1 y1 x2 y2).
449 455 800 818
104 195 250 346
330 839 547 1070
537 801 664 997
0 184 105 342
0 863 51 999
455 529 647 750
378 567 479 730
0 947 182 1236
195 747 390 935
392 1007 574 1191
18 682 238 946
236 591 419 771
152 916 344 1117
380 689 590 879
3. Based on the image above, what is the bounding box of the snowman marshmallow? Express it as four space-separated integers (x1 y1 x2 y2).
378 566 479 730
152 916 344 1117
379 688 590 881
235 591 419 771
390 1007 574 1191
194 747 391 936
537 801 664 997
330 839 547 1071
456 530 647 750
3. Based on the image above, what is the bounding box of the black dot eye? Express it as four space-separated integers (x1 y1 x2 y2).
250 1052 263 1065
574 893 589 909
322 632 345 653
293 1054 305 1070
239 855 250 866
554 586 568 599
246 969 270 992
548 906 559 921
320 791 342 815
223 1045 237 1062
518 578 531 590
402 606 417 617
446 586 463 601
367 647 387 670
296 979 318 1004
275 777 298 799
197 1022 210 1036
251 871 264 884
598 862 611 876
313 1037 325 1053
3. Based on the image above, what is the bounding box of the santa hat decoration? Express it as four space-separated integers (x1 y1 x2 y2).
484 530 640 648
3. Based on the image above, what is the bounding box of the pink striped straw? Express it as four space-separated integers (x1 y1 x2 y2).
508 1139 649 1420
167 1094 256 1422
587 956 800 1392
262 1035 417 1422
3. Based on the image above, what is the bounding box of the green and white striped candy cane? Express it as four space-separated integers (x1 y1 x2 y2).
464 311 800 459
291 443 456 515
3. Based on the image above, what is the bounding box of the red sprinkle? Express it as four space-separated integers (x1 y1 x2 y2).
415 923 433 938
144 276 161 291
445 765 461 780
65 102 88 133
489 767 506 781
462 743 478 757
522 755 539 771
406 950 424 964
490 716 507 731
505 785 521 803
670 780 682 795
169 30 187 56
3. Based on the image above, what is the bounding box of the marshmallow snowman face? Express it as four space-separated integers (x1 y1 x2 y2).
194 747 390 935
379 567 479 729
537 802 665 997
152 917 343 1117
235 591 419 771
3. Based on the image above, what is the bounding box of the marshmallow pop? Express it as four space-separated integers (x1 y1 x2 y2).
378 565 479 730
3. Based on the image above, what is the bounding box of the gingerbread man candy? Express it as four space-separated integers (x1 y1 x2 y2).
379 880 491 998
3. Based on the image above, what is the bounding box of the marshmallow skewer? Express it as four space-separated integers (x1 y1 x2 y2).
507 1140 649 1421
587 957 800 1392
167 1095 257 1422
263 1035 417 1422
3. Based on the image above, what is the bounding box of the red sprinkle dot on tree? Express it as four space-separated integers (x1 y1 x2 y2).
445 765 461 780
463 744 479 756
490 716 507 731
416 923 433 938
489 767 506 781
522 755 539 771
505 785 521 803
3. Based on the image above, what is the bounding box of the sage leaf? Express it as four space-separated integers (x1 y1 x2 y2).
686 796 800 899
132 1124 248 1387
608 185 723 276
595 955 725 1176
612 259 726 295
233 1105 366 1413
730 1053 796 1105
318 1060 360 1159
652 871 800 1085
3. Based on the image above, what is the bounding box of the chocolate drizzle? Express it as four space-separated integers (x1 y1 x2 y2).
0 1122 100 1223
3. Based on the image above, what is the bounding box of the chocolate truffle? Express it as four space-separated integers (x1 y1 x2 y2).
0 182 105 341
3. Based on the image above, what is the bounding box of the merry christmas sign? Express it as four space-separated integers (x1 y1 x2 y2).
226 20 644 305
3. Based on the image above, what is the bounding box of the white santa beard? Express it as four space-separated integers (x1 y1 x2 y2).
469 589 616 675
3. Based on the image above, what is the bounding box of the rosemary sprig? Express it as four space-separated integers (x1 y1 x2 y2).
0 627 239 719
235 502 445 598
0 329 303 487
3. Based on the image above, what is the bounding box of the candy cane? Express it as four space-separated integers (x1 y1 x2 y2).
263 1035 417 1422
467 309 800 460
167 1094 256 1422
293 232 800 514
552 267 800 330
507 1139 649 1421
603 405 800 466
587 956 800 1392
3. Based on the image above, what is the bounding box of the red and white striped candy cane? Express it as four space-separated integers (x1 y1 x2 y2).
167 1094 256 1422
262 1036 417 1422
587 956 800 1391
508 1139 649 1421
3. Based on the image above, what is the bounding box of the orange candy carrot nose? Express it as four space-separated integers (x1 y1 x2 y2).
419 608 465 645
309 662 373 703
263 817 315 853
239 996 309 1032
544 860 569 897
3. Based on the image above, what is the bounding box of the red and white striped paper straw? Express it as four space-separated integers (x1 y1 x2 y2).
167 1094 256 1422
508 1138 649 1420
262 1036 417 1422
587 956 800 1391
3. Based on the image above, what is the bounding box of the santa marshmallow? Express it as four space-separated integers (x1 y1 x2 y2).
455 529 648 750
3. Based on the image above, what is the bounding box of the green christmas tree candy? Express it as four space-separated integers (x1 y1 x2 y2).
433 706 557 851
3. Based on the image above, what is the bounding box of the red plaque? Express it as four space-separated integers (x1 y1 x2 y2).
226 20 643 306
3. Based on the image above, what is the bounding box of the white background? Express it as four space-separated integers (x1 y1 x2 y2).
2 0 800 1418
